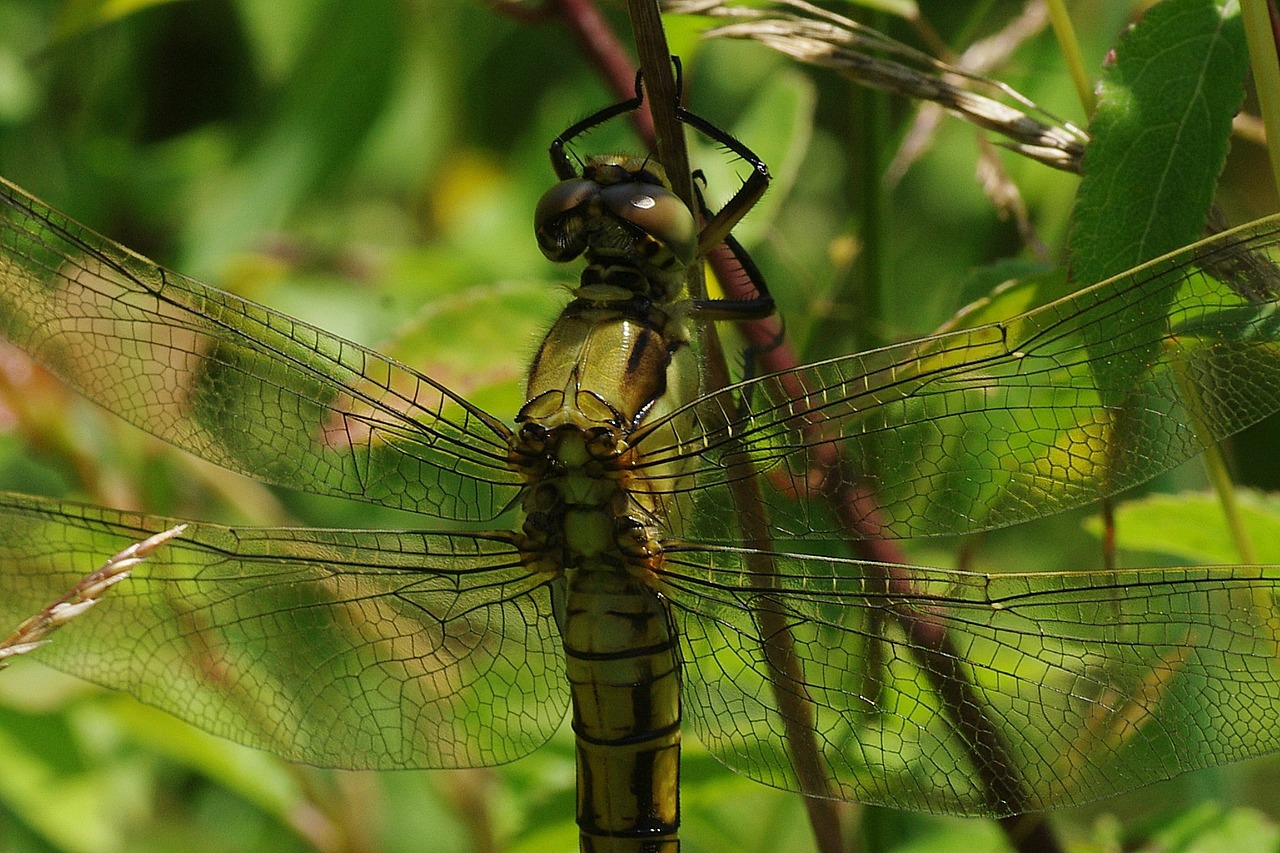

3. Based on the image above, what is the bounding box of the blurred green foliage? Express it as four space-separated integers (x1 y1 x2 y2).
0 1 1277 852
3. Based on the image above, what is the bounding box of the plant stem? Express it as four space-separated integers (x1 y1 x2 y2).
1203 443 1258 564
1045 0 1097 116
1241 0 1280 200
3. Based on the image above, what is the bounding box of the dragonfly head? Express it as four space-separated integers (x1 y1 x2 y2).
535 155 697 304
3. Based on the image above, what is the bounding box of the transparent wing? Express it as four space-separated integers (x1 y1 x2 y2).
659 543 1280 816
0 178 521 522
0 491 564 769
639 216 1280 540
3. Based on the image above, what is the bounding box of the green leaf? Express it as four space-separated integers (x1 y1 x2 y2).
1147 802 1280 853
53 0 185 41
1085 489 1280 564
1068 0 1249 425
0 695 150 853
1070 0 1247 286
99 695 311 834
179 0 402 276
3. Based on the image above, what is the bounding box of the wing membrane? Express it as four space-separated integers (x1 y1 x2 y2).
0 491 564 769
640 217 1280 540
659 544 1280 815
0 178 521 522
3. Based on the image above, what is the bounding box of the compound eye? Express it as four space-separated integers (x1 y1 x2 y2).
534 179 597 261
600 183 697 265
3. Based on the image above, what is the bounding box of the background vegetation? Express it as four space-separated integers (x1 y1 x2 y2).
0 0 1277 851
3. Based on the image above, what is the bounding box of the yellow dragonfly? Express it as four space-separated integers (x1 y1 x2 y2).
3 74 1280 852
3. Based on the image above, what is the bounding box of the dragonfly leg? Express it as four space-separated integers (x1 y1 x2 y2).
549 56 772 247
548 69 646 181
738 312 788 381
676 106 771 257
688 174 775 322
688 181 784 413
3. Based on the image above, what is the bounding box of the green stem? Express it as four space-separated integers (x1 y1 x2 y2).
1046 0 1096 116
1203 443 1258 564
1241 0 1280 201
1172 354 1257 565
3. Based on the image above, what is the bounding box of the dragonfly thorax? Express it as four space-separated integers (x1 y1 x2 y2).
512 289 699 576
519 299 695 433
534 155 697 306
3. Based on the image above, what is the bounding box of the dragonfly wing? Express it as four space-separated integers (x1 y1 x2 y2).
0 491 564 769
660 543 1280 815
0 178 520 522
641 217 1280 540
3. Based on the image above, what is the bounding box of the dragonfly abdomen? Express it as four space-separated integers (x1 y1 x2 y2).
561 565 681 853
515 295 697 852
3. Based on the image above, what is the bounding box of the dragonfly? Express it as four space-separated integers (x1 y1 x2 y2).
4 72 1280 853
